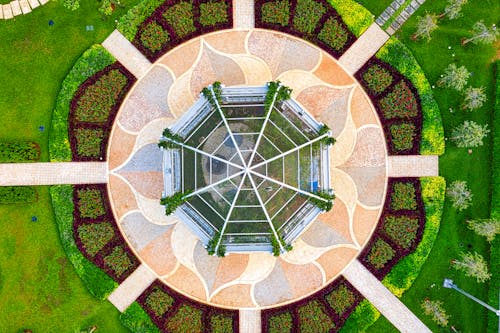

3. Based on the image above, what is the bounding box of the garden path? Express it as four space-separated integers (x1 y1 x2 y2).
376 0 427 35
233 0 254 29
388 155 439 177
0 0 47 19
343 259 432 333
239 309 261 333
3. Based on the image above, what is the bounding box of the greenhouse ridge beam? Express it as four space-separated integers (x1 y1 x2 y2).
184 170 245 199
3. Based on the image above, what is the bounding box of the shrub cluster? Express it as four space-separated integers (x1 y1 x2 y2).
0 186 37 204
0 141 40 162
69 63 134 161
132 0 233 61
255 0 356 58
135 280 239 332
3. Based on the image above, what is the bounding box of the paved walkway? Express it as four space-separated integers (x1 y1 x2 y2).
343 259 431 333
388 155 439 177
239 309 261 333
0 162 107 185
338 23 390 74
102 30 152 79
376 0 426 35
108 264 157 312
1 0 47 19
233 0 254 29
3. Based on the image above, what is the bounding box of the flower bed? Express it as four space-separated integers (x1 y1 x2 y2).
255 0 356 59
136 280 239 333
132 0 233 61
69 63 135 161
72 184 140 283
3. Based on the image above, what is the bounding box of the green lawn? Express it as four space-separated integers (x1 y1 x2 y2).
366 0 499 332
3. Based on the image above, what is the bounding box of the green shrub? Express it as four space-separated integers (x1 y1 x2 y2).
49 45 115 162
318 17 349 51
74 128 104 158
390 123 416 151
209 314 233 333
268 312 293 333
117 0 165 41
50 185 117 299
361 64 393 94
292 0 326 35
77 188 106 218
379 80 418 119
140 21 170 52
367 238 395 269
325 283 356 316
383 215 419 249
326 0 373 37
145 287 174 317
339 300 380 333
297 300 335 333
77 222 115 256
104 246 134 278
166 304 203 333
261 0 290 26
199 1 228 27
163 2 196 38
120 302 161 333
376 38 444 155
0 141 40 162
391 182 417 211
74 69 128 123
0 186 37 204
382 177 445 297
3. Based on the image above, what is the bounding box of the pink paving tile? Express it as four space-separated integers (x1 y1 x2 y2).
316 199 353 244
108 125 136 170
139 228 177 276
203 31 248 54
190 44 246 96
352 204 381 247
108 174 138 220
350 86 378 128
193 242 220 294
315 247 358 281
313 54 354 86
164 264 207 301
247 30 287 77
340 127 386 168
212 253 249 291
211 284 254 308
159 38 201 78
117 171 163 199
280 259 323 299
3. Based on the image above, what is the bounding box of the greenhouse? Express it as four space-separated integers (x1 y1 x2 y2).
161 83 332 254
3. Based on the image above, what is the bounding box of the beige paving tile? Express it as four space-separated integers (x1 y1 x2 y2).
19 0 31 14
27 0 39 9
239 309 261 333
10 0 22 16
3 4 13 19
233 0 254 29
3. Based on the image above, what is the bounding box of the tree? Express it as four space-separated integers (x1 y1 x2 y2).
452 251 491 283
160 191 191 215
467 218 500 242
450 120 490 148
421 299 449 327
462 21 499 45
437 64 470 91
446 180 472 211
461 86 487 111
62 0 79 10
412 14 439 41
441 0 468 20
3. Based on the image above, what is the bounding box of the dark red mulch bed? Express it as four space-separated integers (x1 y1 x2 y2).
137 279 239 333
72 184 140 283
261 277 362 333
255 0 356 59
133 0 233 62
359 177 426 280
69 62 135 162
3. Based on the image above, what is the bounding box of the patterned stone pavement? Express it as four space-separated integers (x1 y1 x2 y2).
107 29 388 309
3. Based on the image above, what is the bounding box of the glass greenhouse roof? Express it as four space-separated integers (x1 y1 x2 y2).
161 84 331 254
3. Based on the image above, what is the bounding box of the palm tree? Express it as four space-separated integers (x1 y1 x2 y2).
462 21 499 45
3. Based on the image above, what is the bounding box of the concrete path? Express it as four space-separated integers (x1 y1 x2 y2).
343 260 431 333
388 155 439 177
376 0 426 35
338 23 389 74
0 162 107 185
102 30 152 79
239 309 261 333
0 0 46 19
233 0 254 29
108 263 157 312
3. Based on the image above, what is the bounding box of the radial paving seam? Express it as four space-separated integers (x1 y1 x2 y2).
338 23 390 74
102 30 152 79
343 259 432 333
239 309 261 333
388 155 439 177
107 263 157 312
0 162 107 185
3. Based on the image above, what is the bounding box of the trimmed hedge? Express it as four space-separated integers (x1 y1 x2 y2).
117 0 166 41
326 0 373 37
120 302 161 333
49 185 118 299
49 45 115 162
0 141 40 162
0 186 37 204
376 38 445 156
339 300 380 333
